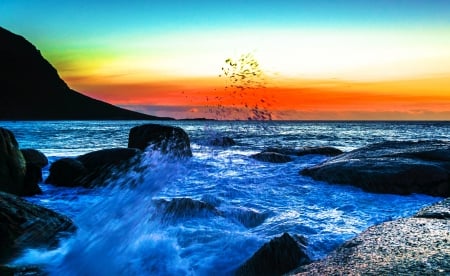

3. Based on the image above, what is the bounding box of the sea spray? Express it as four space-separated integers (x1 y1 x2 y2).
15 150 193 275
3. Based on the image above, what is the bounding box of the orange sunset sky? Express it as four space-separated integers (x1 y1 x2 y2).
1 0 450 120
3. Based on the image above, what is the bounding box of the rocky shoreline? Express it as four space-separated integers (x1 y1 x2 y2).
1 124 449 275
290 198 450 275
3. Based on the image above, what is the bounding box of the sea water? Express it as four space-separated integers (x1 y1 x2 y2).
2 120 448 275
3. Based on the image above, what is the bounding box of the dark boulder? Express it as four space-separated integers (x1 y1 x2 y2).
235 233 311 276
20 149 48 169
210 136 236 147
154 197 221 219
45 148 142 188
262 146 343 157
0 191 74 262
250 152 292 163
20 149 48 196
128 124 192 157
301 140 450 197
0 128 27 196
76 148 141 171
45 158 87 187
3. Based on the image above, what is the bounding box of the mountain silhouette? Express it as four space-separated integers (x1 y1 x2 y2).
0 27 172 120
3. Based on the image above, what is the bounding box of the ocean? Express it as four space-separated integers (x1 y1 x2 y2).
2 120 448 275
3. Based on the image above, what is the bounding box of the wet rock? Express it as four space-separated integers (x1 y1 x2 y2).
45 148 142 188
0 265 45 276
20 149 48 196
210 136 236 147
235 233 311 276
251 152 292 163
128 124 192 157
45 158 87 187
20 149 48 169
415 198 450 219
154 197 221 218
76 148 141 171
262 146 343 157
0 191 74 262
0 128 27 196
226 207 268 228
293 199 450 275
301 140 450 197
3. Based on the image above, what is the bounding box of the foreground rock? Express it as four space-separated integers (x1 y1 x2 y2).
236 233 311 276
45 148 141 188
0 191 75 262
292 198 450 275
128 124 192 157
301 140 450 197
0 128 38 196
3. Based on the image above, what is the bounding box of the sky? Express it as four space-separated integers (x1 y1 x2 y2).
1 0 450 120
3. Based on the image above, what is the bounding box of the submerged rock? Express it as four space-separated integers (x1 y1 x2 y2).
301 140 450 197
128 124 192 157
0 128 27 196
262 146 343 157
0 191 74 262
293 197 450 275
251 152 293 163
210 136 236 147
235 233 311 276
154 197 221 218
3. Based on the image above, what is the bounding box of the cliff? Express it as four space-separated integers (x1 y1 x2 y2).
0 27 171 120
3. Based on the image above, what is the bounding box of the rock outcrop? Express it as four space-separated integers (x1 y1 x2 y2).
0 26 171 120
0 191 75 262
128 124 192 157
0 128 26 195
236 233 311 276
301 140 450 197
292 198 450 275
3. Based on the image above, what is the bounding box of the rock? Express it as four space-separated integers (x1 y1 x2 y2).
0 191 74 262
20 149 47 196
0 265 45 276
76 148 141 171
293 198 450 275
210 136 236 147
45 158 87 187
45 148 142 188
251 152 292 163
235 233 311 276
20 149 48 168
0 128 27 196
415 198 450 219
226 207 268 228
128 124 192 157
301 140 450 197
262 146 343 157
154 198 221 218
0 27 171 120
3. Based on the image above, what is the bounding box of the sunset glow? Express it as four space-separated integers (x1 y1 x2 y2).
1 0 449 119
